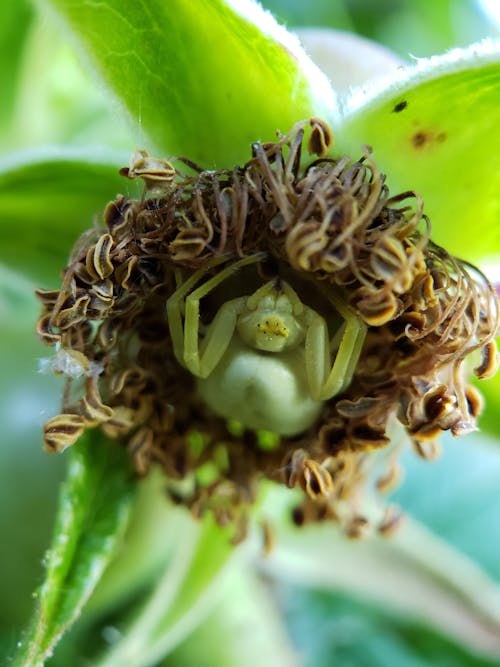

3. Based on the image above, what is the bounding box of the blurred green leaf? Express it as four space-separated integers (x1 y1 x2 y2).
0 148 135 285
477 374 500 439
281 587 500 667
347 0 495 58
8 19 130 152
393 433 500 581
263 0 498 58
260 473 500 657
15 433 135 667
43 0 335 166
0 268 65 634
95 515 235 667
164 567 297 667
259 0 353 34
85 470 183 619
335 42 500 263
0 1 33 139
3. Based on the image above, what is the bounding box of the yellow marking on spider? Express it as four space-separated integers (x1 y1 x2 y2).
257 316 289 338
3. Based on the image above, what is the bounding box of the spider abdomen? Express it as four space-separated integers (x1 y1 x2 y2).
197 336 323 436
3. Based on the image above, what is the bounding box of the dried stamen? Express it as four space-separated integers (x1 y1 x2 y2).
36 119 499 539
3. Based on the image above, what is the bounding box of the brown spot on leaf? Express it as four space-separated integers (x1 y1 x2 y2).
393 100 408 113
412 131 428 148
411 129 447 150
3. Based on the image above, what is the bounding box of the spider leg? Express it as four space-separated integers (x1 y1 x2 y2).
166 255 229 364
194 298 246 377
340 323 367 392
304 310 330 399
322 287 367 396
305 287 367 400
167 253 265 375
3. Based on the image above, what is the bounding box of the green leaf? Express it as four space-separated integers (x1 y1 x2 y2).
393 433 500 582
164 568 297 667
282 588 500 667
84 470 183 619
260 479 500 657
334 41 500 262
95 515 236 667
43 0 336 165
8 18 131 151
0 270 65 631
0 148 135 285
477 374 500 439
0 1 34 141
14 432 135 667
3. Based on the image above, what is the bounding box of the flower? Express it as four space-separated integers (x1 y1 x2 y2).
36 117 498 542
5 2 500 666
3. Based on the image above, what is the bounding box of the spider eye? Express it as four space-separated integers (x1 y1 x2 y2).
276 295 293 313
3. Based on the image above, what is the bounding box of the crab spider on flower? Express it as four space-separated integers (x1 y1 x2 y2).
166 253 367 436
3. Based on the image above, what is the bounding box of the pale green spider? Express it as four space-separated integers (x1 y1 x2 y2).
166 255 367 437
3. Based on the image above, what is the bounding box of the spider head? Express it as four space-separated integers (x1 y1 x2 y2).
237 280 305 353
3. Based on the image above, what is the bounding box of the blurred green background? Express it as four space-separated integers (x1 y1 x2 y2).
1 1 500 665
263 0 499 56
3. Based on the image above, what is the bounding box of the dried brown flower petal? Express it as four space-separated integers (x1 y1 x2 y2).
91 233 115 280
465 384 484 419
36 313 61 346
376 461 403 494
54 294 91 330
474 340 499 379
307 117 333 156
79 379 115 425
120 149 176 193
43 414 86 453
378 505 405 537
128 426 154 476
345 515 371 540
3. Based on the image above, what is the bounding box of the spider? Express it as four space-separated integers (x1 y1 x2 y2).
166 255 367 437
